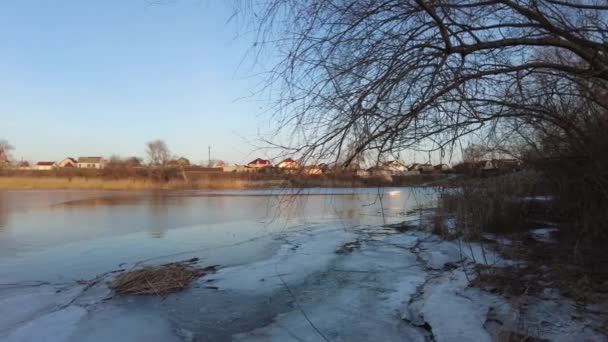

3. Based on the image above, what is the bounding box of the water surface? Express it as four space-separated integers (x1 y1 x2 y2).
0 188 434 283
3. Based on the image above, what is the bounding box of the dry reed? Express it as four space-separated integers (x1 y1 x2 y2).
110 260 217 296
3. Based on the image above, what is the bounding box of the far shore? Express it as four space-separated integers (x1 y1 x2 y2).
0 174 450 190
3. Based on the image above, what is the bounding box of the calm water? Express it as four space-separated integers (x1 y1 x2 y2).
0 188 441 341
0 188 435 284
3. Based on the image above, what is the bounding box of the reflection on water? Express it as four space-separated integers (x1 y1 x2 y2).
0 192 7 232
0 188 436 283
147 194 171 238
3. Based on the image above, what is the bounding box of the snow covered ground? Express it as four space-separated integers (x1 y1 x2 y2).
0 225 605 341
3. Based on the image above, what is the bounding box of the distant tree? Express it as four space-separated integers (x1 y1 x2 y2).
125 156 143 168
462 145 486 164
176 157 190 167
146 140 172 181
0 140 14 168
463 144 517 163
146 140 171 167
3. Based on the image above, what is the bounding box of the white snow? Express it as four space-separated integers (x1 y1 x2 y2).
530 228 558 243
418 239 511 269
1 225 604 342
0 283 184 342
69 305 181 342
516 296 606 342
232 232 430 341
404 271 503 342
4 305 86 342
0 284 84 333
210 228 357 293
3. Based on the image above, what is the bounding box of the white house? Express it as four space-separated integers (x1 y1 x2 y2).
277 158 301 169
35 161 56 170
77 157 105 169
382 160 408 173
58 157 77 168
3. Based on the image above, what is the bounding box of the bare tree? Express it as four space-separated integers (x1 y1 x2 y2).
146 140 171 167
125 156 143 168
241 0 608 165
0 140 14 168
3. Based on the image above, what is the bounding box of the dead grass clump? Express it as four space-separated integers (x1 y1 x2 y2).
111 260 217 296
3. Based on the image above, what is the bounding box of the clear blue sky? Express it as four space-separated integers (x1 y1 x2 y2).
0 0 271 164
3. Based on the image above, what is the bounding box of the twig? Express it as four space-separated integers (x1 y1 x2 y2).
274 262 330 342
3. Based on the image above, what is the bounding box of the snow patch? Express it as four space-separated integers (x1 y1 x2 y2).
4 305 86 342
419 240 510 270
404 271 501 342
211 228 357 293
0 284 84 333
232 231 430 341
530 228 558 243
69 305 181 342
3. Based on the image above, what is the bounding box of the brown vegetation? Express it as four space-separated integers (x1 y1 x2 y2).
433 171 608 307
0 170 451 190
110 260 217 296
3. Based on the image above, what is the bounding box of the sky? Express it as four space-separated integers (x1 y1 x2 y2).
0 0 274 165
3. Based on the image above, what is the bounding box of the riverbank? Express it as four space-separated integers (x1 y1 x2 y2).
0 176 286 190
1 224 604 341
0 174 450 190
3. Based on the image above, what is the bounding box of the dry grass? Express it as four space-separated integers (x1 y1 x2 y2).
110 260 217 296
432 171 547 239
0 177 167 190
193 177 288 189
0 176 288 190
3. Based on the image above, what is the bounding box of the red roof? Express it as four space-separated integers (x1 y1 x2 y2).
36 161 55 166
247 158 271 165
280 158 297 163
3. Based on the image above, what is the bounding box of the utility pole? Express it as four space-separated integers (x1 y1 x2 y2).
208 145 211 167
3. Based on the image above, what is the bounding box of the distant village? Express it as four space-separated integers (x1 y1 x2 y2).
1 154 522 177
2 155 457 177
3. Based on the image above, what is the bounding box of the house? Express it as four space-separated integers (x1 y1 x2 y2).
277 158 301 169
367 166 392 177
212 160 226 168
356 169 371 177
17 161 30 170
17 160 31 170
434 164 451 172
35 161 56 171
58 157 77 168
409 163 434 173
222 165 248 172
481 159 522 173
246 158 272 169
303 166 323 175
168 157 190 167
418 163 435 173
77 157 105 169
382 160 408 173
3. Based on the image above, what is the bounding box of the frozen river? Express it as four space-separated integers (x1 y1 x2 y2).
0 189 603 341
